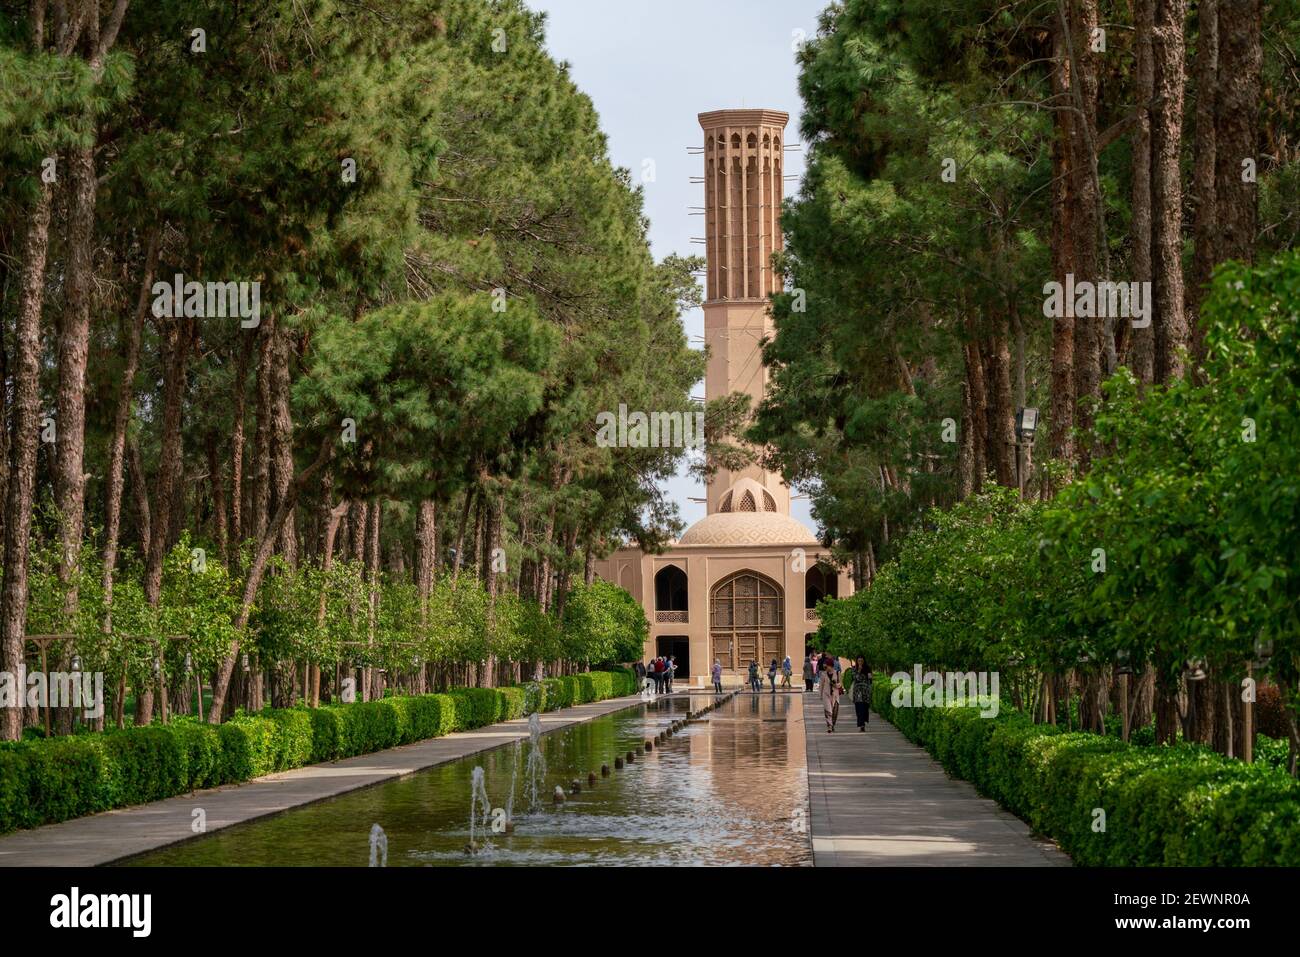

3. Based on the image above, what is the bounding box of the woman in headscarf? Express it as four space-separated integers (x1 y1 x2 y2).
818 655 840 732
848 656 872 731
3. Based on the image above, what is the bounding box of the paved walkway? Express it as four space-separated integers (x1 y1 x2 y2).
803 695 1070 866
0 694 648 867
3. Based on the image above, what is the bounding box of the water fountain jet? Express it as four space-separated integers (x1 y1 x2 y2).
368 824 388 867
465 766 491 854
525 712 548 812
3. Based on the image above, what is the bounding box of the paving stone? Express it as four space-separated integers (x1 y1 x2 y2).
802 696 1070 867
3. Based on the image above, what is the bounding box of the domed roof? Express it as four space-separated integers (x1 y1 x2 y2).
677 510 820 546
678 475 818 546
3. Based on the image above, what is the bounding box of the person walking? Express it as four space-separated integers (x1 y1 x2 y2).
768 659 778 693
819 656 841 732
781 655 793 689
848 656 872 731
802 655 815 692
747 660 761 693
711 659 723 694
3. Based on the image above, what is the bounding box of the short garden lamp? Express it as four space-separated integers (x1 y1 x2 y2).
1185 658 1208 682
1254 636 1274 664
1015 407 1039 444
1114 648 1133 676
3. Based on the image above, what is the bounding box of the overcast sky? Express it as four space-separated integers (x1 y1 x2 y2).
531 0 827 533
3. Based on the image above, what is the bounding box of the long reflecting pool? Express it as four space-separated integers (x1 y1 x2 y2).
121 691 811 867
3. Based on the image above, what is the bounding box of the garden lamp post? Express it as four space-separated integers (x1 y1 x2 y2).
25 635 76 737
1243 636 1274 765
1014 407 1039 498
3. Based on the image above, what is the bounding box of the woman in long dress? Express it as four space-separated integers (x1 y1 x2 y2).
818 656 840 732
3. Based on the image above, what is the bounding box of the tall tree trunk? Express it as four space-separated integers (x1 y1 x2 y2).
314 472 348 706
127 434 152 558
957 379 975 499
1152 0 1188 383
0 185 53 742
366 499 382 701
1062 0 1103 469
269 315 297 566
963 311 988 493
1213 0 1261 265
349 500 368 564
54 143 98 626
480 482 501 600
988 330 1016 489
205 431 228 561
102 231 158 641
228 334 252 568
536 498 559 606
1188 0 1218 369
48 6 132 730
250 323 273 544
415 498 437 613
471 491 484 582
1128 0 1157 383
142 315 193 723
413 497 436 694
1048 26 1076 479
553 525 579 633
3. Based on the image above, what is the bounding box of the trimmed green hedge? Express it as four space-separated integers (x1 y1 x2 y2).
873 676 1300 866
0 668 637 836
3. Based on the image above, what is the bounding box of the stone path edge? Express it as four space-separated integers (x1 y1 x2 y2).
0 692 659 867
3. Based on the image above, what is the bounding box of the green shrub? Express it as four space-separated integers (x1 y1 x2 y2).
218 715 278 780
0 669 634 835
167 719 224 790
873 676 1300 867
22 736 113 828
609 667 636 696
102 725 189 806
496 686 526 721
407 694 457 741
540 676 572 710
445 688 498 728
265 709 315 771
0 744 33 831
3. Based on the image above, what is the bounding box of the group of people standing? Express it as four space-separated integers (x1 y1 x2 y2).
736 656 794 693
649 650 875 734
634 656 677 694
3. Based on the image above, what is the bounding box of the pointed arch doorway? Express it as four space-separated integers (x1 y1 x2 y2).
709 571 784 675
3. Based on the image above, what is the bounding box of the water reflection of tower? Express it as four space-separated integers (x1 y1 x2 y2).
682 694 807 828
698 109 792 516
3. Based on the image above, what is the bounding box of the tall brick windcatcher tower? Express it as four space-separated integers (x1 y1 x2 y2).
589 109 854 682
698 109 791 516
